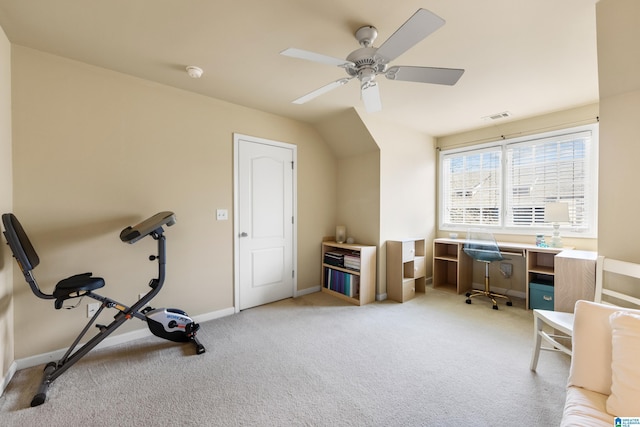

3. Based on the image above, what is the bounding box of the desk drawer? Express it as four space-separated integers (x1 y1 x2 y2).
404 257 425 278
402 241 416 262
401 279 416 302
530 282 554 310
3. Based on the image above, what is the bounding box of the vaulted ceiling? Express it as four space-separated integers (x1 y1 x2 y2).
0 0 599 137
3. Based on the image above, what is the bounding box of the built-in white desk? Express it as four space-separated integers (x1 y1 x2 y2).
433 238 595 310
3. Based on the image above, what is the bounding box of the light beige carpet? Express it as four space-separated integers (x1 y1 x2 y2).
0 286 570 426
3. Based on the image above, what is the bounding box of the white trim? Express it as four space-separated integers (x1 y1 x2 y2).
233 133 298 313
1 361 17 396
14 306 234 371
295 286 320 297
192 306 235 324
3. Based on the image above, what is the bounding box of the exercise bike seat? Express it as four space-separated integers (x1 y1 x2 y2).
53 273 105 309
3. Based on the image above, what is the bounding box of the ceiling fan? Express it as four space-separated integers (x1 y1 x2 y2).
281 8 465 113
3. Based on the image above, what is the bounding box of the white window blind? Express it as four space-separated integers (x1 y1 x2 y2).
441 147 502 226
505 131 592 230
439 124 597 235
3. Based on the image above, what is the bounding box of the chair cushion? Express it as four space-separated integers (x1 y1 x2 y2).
53 272 105 298
569 301 640 396
561 386 612 427
606 311 640 416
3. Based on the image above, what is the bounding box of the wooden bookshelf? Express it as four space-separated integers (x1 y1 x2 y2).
321 241 376 305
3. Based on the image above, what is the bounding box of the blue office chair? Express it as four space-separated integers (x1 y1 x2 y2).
463 228 513 310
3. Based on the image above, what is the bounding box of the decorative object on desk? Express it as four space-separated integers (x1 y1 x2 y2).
346 237 355 244
336 225 346 243
535 234 547 247
544 202 570 248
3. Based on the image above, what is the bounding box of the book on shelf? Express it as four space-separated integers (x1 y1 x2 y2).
323 251 344 267
343 253 360 271
323 249 361 271
323 267 360 297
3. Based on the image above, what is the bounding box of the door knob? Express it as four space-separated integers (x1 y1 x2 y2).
240 232 248 237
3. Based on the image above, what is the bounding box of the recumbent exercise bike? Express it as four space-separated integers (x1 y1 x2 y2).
1 211 205 407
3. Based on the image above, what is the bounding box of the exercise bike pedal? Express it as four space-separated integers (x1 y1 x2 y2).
195 342 206 355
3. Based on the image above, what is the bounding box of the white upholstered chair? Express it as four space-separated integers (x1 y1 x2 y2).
530 255 640 371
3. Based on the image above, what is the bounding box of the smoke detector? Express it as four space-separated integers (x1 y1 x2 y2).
186 66 204 79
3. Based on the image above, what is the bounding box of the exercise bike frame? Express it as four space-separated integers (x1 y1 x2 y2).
1 211 205 407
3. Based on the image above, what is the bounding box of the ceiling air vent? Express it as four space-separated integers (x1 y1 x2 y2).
482 111 512 121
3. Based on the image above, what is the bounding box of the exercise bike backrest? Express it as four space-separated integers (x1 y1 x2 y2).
1 213 53 300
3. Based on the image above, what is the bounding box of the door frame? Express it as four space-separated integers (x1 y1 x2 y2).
233 133 297 313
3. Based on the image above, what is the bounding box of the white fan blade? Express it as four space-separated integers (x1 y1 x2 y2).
292 77 353 104
375 9 445 64
281 48 354 68
361 82 382 113
385 66 464 85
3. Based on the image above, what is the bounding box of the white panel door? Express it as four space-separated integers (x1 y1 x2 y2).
236 135 295 310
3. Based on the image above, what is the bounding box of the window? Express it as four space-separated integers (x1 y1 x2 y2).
439 124 598 237
441 147 502 226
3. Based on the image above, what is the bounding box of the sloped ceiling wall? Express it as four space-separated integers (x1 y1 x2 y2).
313 108 380 158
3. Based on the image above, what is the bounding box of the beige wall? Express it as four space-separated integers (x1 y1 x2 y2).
336 150 380 248
316 111 436 298
596 0 640 263
0 24 14 384
10 46 337 358
314 108 381 250
361 116 436 296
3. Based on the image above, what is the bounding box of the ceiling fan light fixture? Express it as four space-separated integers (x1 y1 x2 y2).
280 8 464 111
358 67 377 83
186 66 204 79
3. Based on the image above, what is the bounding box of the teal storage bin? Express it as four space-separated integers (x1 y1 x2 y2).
529 281 554 310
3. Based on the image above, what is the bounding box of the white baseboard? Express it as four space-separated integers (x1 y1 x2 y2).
296 286 320 297
192 306 235 324
15 306 235 371
1 361 17 397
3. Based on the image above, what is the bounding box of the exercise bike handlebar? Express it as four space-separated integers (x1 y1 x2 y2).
119 211 176 244
119 212 176 313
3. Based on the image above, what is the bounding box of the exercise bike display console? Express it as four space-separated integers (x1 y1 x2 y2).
1 211 205 407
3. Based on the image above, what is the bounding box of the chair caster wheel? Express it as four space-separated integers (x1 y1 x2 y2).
465 292 471 297
507 301 513 306
493 305 498 310
465 299 471 304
